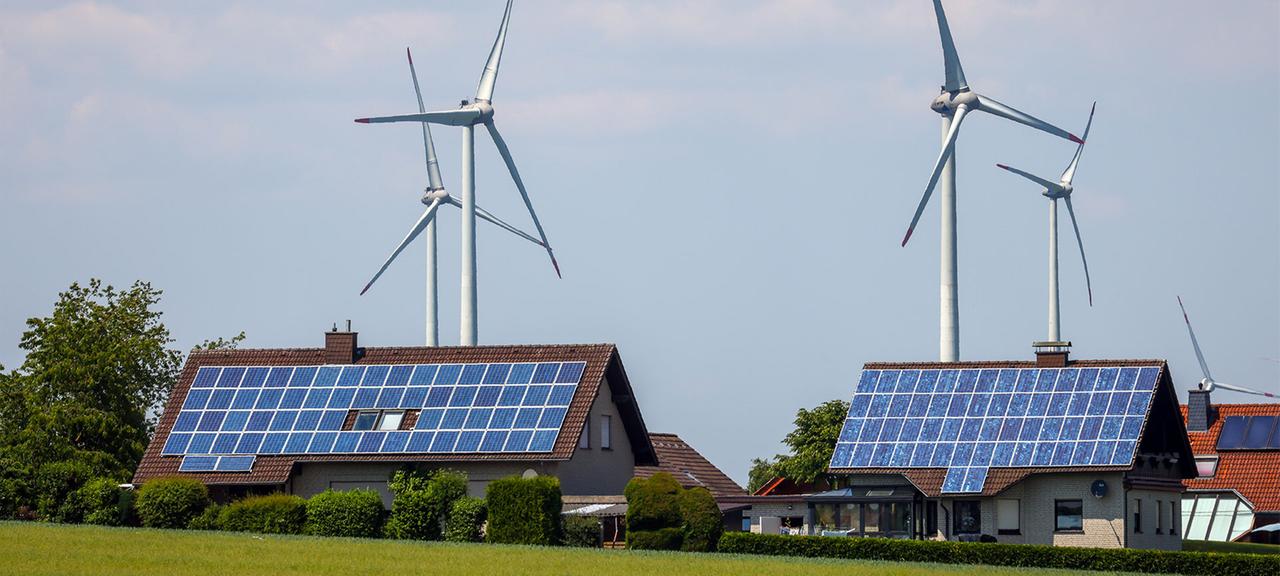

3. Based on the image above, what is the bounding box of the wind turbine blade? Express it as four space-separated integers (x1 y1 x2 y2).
995 163 1063 193
932 0 967 91
903 103 969 246
484 121 560 277
1061 102 1096 184
1062 196 1093 306
444 196 544 247
474 0 513 102
1212 381 1278 399
407 47 444 190
1177 296 1215 382
975 95 1083 144
355 109 481 127
360 199 443 296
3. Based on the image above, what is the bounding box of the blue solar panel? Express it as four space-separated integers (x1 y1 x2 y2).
179 456 218 472
831 366 1164 493
163 362 588 463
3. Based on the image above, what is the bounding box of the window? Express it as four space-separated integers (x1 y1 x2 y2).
352 411 378 431
1155 499 1163 534
578 421 590 449
1133 498 1142 533
1054 500 1083 532
925 501 938 536
600 415 612 449
996 499 1021 535
954 500 981 534
1194 456 1218 478
1170 500 1178 536
863 503 880 533
377 411 403 431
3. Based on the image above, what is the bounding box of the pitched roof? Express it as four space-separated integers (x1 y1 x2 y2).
829 359 1196 497
134 342 656 485
634 432 746 499
1180 402 1280 512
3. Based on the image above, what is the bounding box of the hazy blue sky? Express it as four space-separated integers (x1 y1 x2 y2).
2 1 1277 484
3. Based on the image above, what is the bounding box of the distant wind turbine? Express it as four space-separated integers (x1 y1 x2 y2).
358 47 545 347
903 0 1084 362
356 0 560 346
1178 296 1277 398
996 103 1097 342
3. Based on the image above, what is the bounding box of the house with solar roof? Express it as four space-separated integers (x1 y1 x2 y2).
133 330 658 503
1180 391 1280 544
816 346 1196 549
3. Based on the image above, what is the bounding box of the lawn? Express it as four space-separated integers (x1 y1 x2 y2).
0 522 1142 576
1183 539 1279 555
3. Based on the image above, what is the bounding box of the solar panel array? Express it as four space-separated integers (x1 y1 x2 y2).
1216 415 1280 450
163 361 588 473
829 366 1162 494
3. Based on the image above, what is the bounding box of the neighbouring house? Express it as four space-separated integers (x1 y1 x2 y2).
563 432 748 546
816 344 1196 550
133 329 658 504
1180 395 1280 544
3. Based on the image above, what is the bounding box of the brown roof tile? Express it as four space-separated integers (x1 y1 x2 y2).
635 433 746 500
134 343 656 485
1180 402 1280 512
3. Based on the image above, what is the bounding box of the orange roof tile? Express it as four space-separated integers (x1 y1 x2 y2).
1180 402 1280 512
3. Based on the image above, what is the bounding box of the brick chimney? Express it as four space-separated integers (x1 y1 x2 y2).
1187 388 1213 432
325 322 358 364
1033 341 1071 368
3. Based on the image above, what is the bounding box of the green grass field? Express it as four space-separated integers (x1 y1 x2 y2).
0 522 1148 576
1182 539 1279 555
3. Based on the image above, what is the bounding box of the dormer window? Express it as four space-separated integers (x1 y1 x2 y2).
1194 455 1218 478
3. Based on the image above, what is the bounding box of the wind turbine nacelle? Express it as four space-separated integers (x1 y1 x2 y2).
463 100 495 122
931 89 977 114
423 189 450 205
1043 184 1071 199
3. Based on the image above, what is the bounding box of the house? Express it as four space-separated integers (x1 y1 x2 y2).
819 345 1196 550
1180 393 1280 544
133 329 658 504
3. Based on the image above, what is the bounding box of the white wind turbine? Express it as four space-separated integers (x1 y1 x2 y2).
356 0 559 346
995 103 1096 342
358 47 546 347
902 0 1084 362
1178 297 1277 398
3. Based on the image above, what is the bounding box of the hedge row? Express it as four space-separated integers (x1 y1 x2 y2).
717 532 1280 576
485 476 562 545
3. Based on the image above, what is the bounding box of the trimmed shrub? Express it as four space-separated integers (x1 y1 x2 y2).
32 460 94 522
629 527 684 550
485 475 563 545
187 503 225 531
384 468 468 540
717 532 1280 576
134 477 209 529
624 473 681 532
677 486 722 552
0 458 31 520
70 478 133 526
219 494 306 535
305 489 385 538
562 515 602 548
444 497 487 542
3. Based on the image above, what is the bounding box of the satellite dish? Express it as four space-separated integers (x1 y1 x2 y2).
522 469 538 479
1090 479 1108 499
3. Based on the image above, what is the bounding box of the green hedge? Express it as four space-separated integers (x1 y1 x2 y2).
134 477 209 529
717 532 1280 576
187 503 224 531
444 497 487 543
32 461 95 522
218 494 306 535
72 478 133 526
384 469 468 540
562 515 601 548
305 489 385 538
625 473 681 532
485 475 562 545
677 487 722 552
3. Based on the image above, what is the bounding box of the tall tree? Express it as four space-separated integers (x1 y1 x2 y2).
0 280 182 477
748 399 849 491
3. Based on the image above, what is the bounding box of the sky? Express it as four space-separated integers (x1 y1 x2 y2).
1 0 1277 486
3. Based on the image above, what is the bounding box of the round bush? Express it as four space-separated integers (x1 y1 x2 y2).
187 503 225 531
305 489 385 538
134 477 209 529
562 515 601 548
219 494 306 534
628 527 684 550
624 473 681 533
74 478 133 526
677 487 722 552
444 497 487 542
